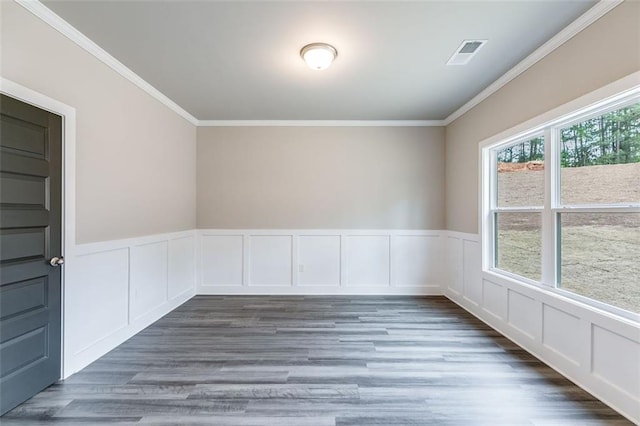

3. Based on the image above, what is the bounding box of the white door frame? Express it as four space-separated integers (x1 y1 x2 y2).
0 77 76 379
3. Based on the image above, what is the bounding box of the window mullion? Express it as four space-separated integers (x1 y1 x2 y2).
541 127 556 287
493 207 543 212
486 149 498 271
553 206 640 213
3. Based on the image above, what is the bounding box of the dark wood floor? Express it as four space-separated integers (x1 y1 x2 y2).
3 296 631 425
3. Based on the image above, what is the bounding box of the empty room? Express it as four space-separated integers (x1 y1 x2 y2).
1 0 639 424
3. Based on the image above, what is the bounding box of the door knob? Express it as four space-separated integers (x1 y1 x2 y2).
49 256 64 267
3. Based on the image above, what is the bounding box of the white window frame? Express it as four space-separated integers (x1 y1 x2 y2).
480 75 640 322
490 132 546 285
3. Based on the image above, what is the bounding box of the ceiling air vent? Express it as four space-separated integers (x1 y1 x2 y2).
447 40 487 66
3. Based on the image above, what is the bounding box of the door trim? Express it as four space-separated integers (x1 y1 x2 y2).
0 77 76 379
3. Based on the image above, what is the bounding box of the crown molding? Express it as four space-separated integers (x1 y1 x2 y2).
443 0 624 126
197 120 445 127
15 0 199 126
16 0 621 129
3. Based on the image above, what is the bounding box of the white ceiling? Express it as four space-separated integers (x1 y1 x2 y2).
43 0 597 121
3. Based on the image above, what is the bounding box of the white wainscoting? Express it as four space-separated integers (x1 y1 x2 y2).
197 230 443 295
60 226 639 423
63 231 196 377
444 231 640 424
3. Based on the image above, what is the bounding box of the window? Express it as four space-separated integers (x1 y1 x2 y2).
485 93 640 317
494 137 544 281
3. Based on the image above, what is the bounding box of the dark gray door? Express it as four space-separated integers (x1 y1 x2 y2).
0 94 63 415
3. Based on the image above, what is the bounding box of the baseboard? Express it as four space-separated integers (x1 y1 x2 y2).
197 285 442 296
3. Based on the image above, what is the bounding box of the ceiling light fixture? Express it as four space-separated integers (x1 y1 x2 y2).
300 43 338 71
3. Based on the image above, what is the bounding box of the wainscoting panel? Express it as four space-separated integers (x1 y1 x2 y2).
444 231 640 424
592 324 640 398
446 236 463 295
63 231 196 377
507 289 539 340
462 239 481 306
200 234 243 287
298 235 341 286
542 304 581 366
345 235 390 287
393 235 440 287
130 241 168 322
197 230 442 294
168 236 197 300
66 248 129 358
249 235 293 286
482 279 506 321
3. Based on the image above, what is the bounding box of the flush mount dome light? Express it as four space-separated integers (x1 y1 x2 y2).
300 43 337 70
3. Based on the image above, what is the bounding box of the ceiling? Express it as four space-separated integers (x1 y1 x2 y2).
43 1 597 121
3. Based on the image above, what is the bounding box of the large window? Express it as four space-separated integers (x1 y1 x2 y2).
486 94 639 317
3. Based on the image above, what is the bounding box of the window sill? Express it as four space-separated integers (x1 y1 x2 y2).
483 268 640 325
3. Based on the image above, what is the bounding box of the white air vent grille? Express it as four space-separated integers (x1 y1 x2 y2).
447 40 487 66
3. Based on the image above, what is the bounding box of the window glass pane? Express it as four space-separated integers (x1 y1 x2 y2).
495 212 541 281
496 137 545 207
560 103 640 205
559 213 640 314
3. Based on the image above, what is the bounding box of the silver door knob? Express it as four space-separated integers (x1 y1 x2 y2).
49 256 64 267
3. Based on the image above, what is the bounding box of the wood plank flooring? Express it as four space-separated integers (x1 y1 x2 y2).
2 296 632 425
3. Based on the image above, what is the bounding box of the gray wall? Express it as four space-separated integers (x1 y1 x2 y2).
5 1 637 238
1 2 197 243
445 1 640 234
197 126 445 229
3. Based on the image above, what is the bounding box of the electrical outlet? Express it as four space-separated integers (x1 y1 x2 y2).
298 264 305 273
